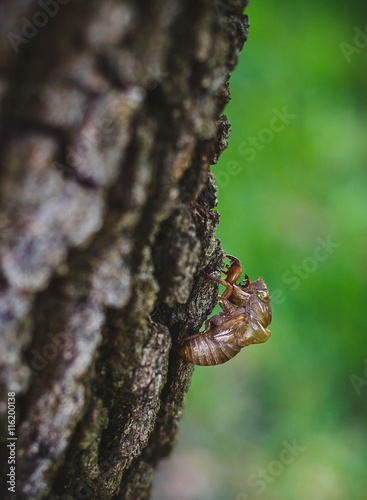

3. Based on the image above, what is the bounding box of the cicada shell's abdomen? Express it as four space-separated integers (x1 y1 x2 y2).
177 335 241 366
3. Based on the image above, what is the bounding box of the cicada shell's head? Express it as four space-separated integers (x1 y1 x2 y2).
236 321 272 348
247 278 271 304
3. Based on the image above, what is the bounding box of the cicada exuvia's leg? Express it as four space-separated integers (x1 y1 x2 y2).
202 271 235 314
223 254 243 284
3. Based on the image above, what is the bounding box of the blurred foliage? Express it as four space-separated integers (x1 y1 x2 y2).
153 2 367 499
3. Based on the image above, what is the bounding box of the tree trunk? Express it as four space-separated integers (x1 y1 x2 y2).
0 1 249 498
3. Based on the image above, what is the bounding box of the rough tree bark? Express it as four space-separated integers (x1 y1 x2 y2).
0 1 249 498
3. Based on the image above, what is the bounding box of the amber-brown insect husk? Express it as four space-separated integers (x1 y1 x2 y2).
177 255 272 366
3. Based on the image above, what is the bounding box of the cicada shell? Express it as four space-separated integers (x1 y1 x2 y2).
177 255 272 366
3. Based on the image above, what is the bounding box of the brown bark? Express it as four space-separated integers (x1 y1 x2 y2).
0 1 249 498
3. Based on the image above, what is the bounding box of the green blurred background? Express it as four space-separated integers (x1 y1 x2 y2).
154 2 367 499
